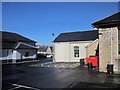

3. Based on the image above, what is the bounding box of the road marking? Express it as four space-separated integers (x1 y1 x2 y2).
9 86 20 90
41 64 43 67
47 65 50 67
12 84 41 90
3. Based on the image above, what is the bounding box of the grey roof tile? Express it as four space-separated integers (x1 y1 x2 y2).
92 12 120 28
1 31 36 43
53 30 98 42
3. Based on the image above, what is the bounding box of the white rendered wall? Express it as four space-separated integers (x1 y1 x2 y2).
54 41 92 62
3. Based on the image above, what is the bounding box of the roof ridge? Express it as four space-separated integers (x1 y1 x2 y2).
61 30 98 34
1 31 17 34
102 11 120 20
1 31 36 43
92 11 120 25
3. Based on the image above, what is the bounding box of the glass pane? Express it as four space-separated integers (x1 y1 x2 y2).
74 46 79 57
74 46 79 50
118 44 120 54
25 52 29 57
119 44 120 50
118 30 120 40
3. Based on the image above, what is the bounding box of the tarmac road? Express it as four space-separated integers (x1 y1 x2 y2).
2 58 120 89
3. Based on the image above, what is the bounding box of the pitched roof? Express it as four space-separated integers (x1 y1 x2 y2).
2 42 37 49
53 30 98 42
2 42 16 49
37 46 48 52
1 31 36 43
36 45 53 52
85 39 98 48
92 12 120 28
14 42 37 49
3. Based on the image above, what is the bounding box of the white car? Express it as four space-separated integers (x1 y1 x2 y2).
46 54 53 58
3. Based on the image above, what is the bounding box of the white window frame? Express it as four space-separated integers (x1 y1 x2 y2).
74 46 79 57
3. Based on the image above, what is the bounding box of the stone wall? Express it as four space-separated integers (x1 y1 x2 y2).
86 39 98 57
99 27 118 73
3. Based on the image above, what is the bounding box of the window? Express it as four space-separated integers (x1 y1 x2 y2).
118 30 120 54
25 52 29 57
118 45 120 54
118 30 120 40
74 46 79 57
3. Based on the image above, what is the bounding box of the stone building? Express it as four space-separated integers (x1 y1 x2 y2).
36 45 53 58
92 12 120 74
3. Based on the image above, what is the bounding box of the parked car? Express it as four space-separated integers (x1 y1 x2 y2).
46 54 53 58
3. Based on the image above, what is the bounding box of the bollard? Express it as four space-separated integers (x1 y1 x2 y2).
88 62 92 71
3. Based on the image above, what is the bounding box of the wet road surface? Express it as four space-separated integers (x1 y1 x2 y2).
2 58 120 89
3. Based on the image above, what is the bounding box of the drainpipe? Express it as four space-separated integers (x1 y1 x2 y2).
110 28 113 64
107 28 114 74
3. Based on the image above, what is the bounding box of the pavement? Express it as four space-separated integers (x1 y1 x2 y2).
2 58 120 89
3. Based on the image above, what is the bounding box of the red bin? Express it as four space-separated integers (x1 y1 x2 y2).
84 57 90 65
89 56 98 67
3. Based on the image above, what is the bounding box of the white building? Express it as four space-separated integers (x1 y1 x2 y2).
53 30 98 62
36 45 53 58
0 31 37 63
